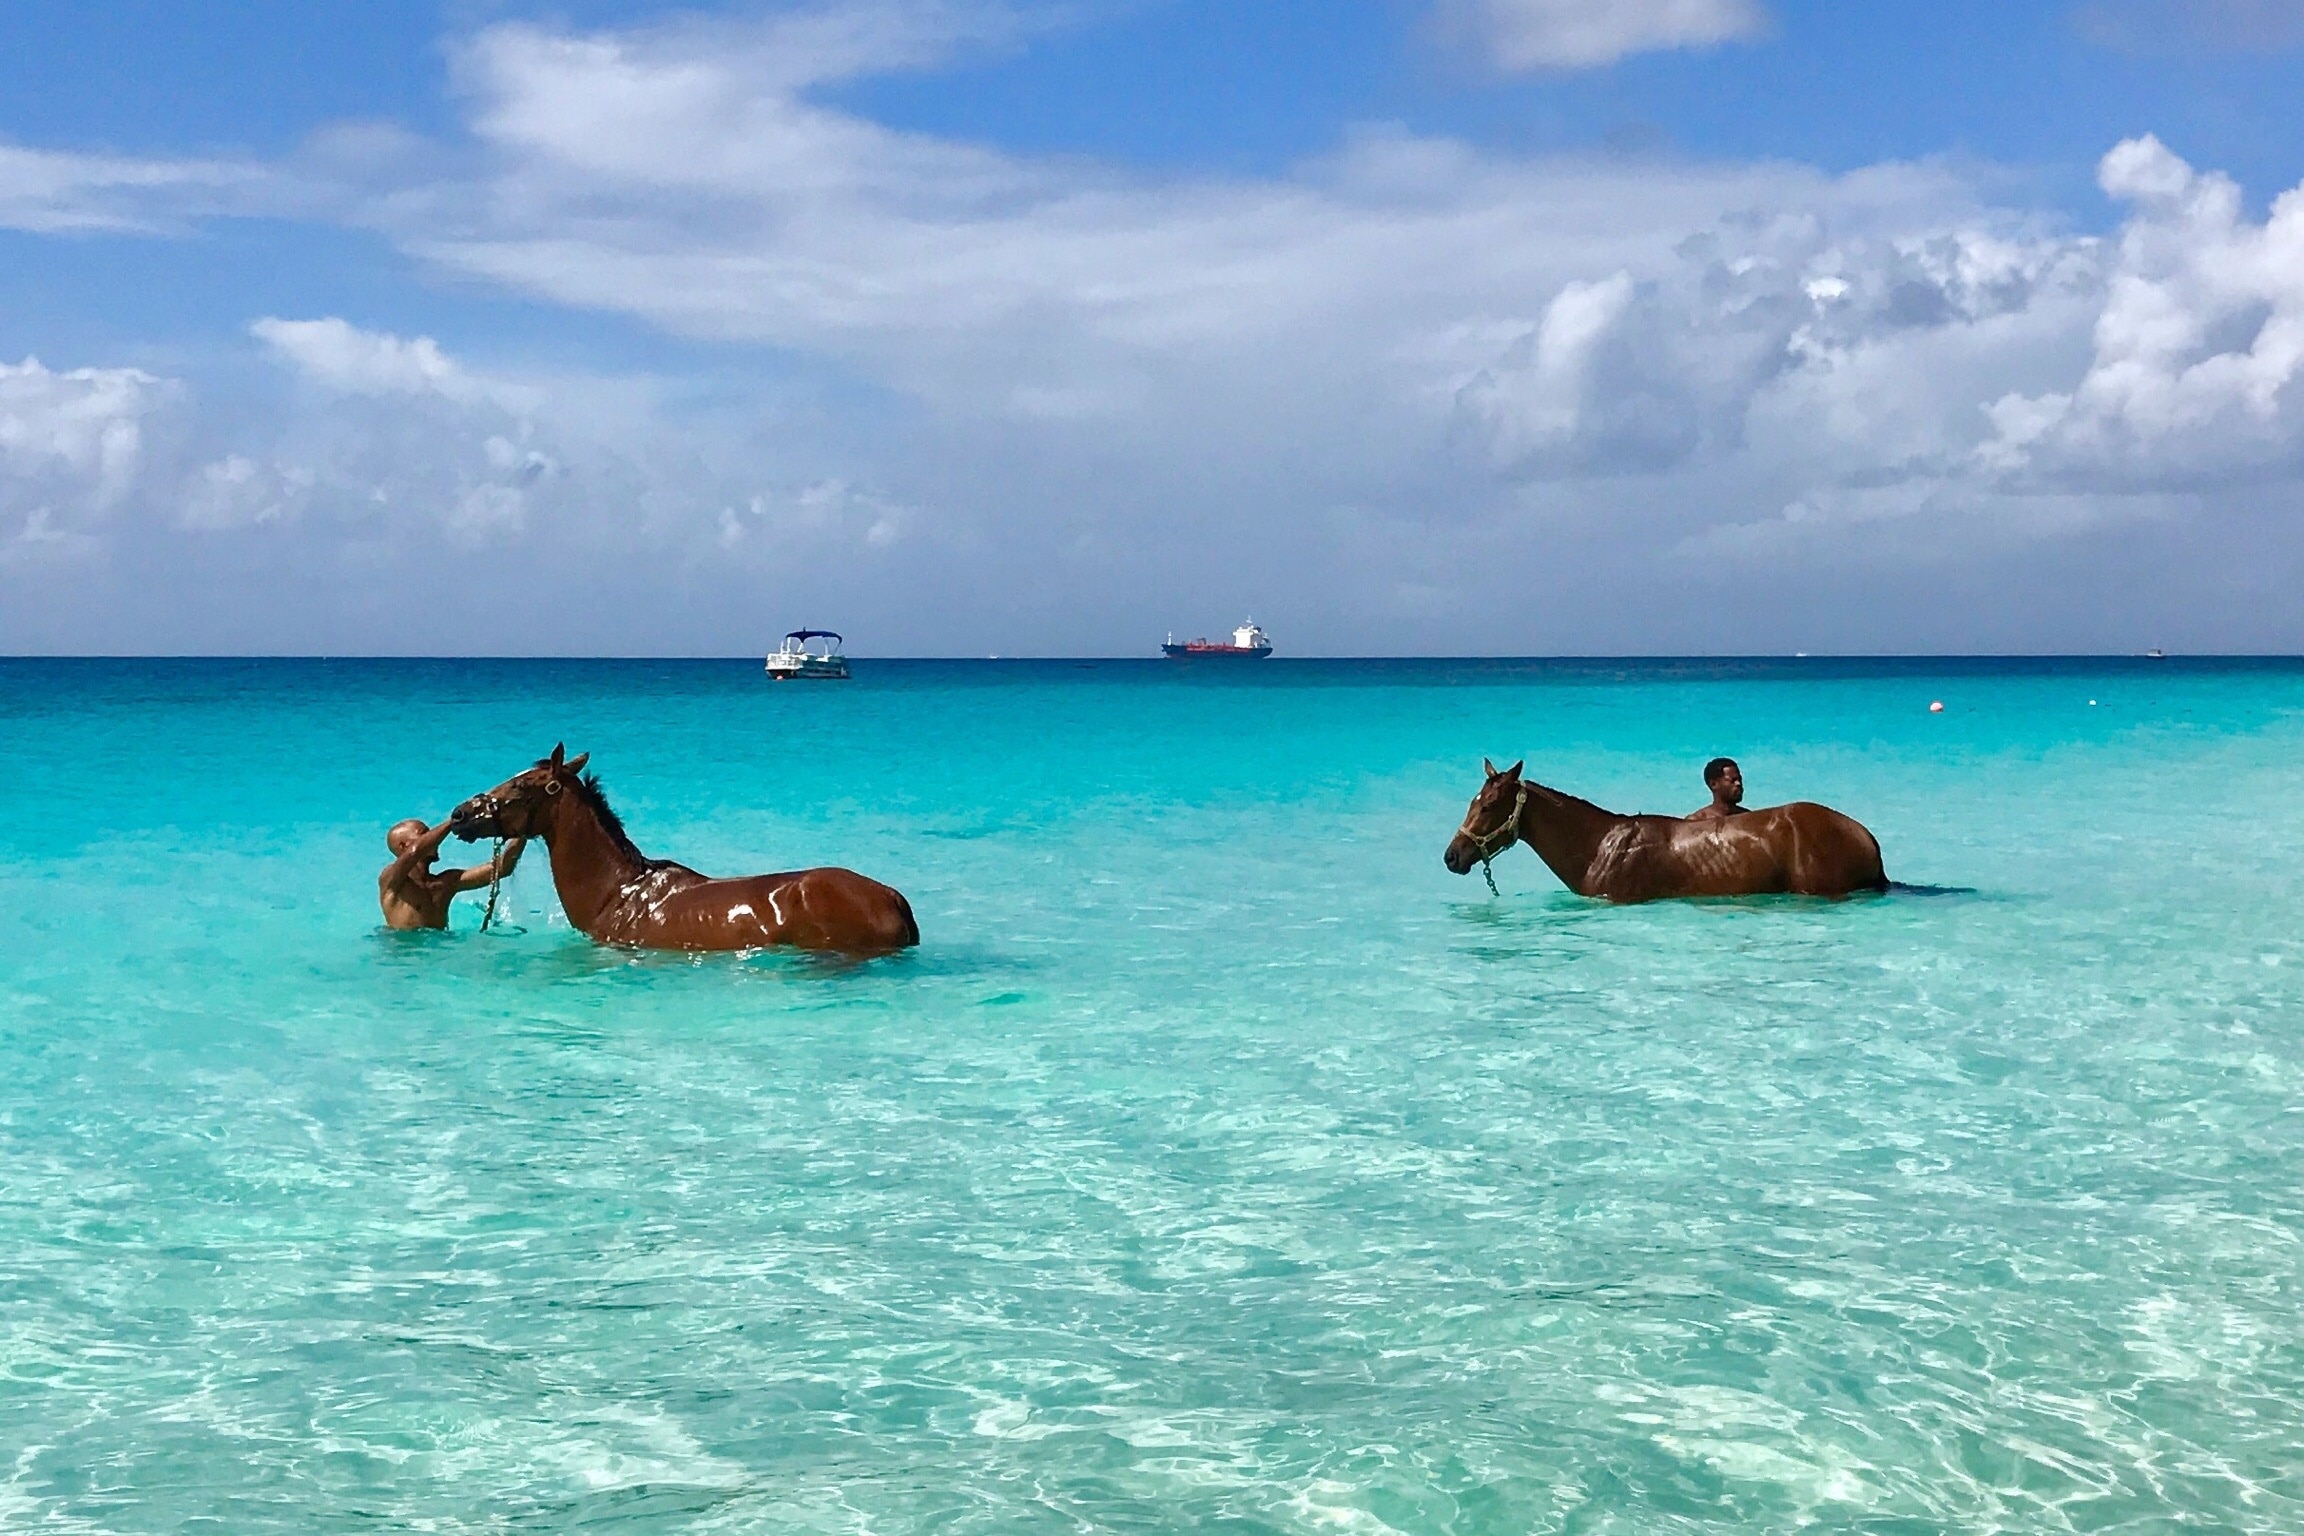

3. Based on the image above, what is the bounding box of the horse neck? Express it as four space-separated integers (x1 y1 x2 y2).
1514 779 1622 896
540 791 646 931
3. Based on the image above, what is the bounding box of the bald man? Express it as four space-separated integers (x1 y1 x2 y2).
378 816 525 930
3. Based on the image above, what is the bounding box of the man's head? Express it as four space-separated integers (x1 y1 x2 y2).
1704 757 1743 804
386 818 429 856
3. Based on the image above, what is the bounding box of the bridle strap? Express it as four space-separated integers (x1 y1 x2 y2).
1458 782 1527 857
1459 783 1527 896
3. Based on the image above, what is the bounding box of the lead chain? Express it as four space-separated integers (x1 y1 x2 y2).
479 837 505 932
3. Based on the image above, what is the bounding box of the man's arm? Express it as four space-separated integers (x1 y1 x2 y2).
379 819 458 890
452 836 527 892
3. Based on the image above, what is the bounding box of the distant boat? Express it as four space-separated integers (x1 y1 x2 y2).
2145 648 2167 660
766 629 850 680
1163 620 1274 659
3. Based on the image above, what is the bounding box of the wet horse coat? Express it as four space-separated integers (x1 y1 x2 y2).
451 747 919 953
1444 760 1886 901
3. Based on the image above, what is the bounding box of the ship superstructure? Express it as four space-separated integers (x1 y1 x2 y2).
1162 621 1273 659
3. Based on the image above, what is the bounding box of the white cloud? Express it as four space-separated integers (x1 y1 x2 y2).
1453 212 2095 479
207 317 906 572
1464 272 1638 461
236 324 573 541
0 141 256 234
1442 0 1767 70
327 7 2221 648
378 14 1942 448
179 454 316 531
0 357 175 549
1980 136 2304 489
715 479 913 554
218 318 601 547
2074 0 2304 54
252 316 481 401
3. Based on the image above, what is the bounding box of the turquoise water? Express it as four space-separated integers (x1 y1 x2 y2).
3 657 2302 1532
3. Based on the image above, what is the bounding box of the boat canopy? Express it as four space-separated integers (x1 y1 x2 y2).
784 629 843 644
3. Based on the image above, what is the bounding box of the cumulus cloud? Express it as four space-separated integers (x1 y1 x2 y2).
234 320 586 543
1442 0 1767 69
219 318 916 568
252 316 482 401
179 454 315 531
0 357 175 555
1455 210 2097 479
1980 136 2304 489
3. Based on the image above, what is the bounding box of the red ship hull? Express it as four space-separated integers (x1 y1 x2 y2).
1161 641 1273 658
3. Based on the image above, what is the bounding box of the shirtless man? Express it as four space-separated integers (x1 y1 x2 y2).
1686 757 1746 821
378 817 526 930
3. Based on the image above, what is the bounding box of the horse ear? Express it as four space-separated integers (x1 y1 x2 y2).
1503 760 1523 780
563 751 589 777
1482 757 1498 778
549 743 566 770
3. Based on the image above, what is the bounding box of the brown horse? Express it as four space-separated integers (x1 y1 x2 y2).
1444 758 1886 901
449 746 919 953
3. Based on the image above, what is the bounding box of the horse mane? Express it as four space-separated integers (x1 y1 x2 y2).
536 760 662 870
1521 776 1622 822
576 771 653 864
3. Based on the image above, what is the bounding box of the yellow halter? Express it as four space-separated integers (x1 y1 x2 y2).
1457 783 1526 897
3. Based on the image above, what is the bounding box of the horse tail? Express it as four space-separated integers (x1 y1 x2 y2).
893 891 921 948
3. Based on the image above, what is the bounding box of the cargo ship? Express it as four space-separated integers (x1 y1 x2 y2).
1162 620 1273 659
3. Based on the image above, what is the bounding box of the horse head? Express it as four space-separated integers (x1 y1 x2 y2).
1444 758 1524 875
449 742 590 842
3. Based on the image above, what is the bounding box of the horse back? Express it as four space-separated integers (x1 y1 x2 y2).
1769 801 1887 891
1544 795 1885 902
698 867 917 951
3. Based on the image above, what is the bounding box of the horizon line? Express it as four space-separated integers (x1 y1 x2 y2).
0 652 2274 663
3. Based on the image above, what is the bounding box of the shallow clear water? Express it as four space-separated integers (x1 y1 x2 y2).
3 657 2301 1533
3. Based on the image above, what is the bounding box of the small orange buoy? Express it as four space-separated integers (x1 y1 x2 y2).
1928 700 1945 713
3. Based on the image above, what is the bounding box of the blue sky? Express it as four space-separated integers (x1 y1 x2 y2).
7 2 2298 180
4 1 2303 653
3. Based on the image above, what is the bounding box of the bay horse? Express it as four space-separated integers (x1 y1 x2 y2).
1444 759 1886 902
448 745 919 953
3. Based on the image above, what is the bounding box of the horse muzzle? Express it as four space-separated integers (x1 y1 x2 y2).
1443 836 1476 875
448 794 502 841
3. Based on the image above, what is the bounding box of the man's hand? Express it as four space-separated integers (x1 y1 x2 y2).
382 818 459 887
454 835 527 892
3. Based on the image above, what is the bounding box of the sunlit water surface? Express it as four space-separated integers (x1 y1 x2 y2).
3 657 2301 1533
